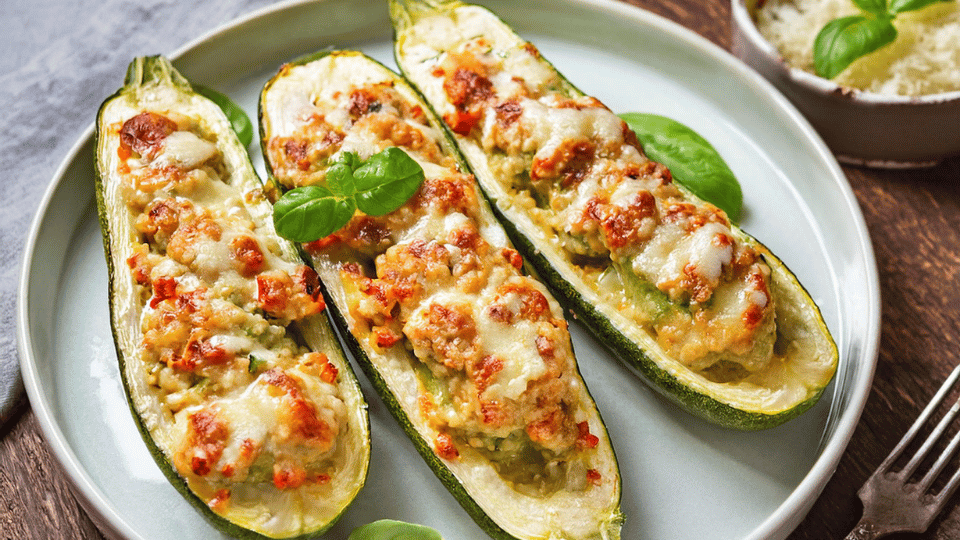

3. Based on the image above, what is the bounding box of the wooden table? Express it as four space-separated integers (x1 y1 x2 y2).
2 0 959 538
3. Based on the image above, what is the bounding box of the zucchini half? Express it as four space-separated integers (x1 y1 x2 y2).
259 50 622 540
95 56 369 538
390 0 838 430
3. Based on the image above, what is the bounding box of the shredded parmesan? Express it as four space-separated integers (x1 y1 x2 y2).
756 0 960 96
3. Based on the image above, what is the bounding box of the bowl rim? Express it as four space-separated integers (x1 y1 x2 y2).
730 0 960 106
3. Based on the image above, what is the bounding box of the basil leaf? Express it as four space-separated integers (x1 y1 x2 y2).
618 113 742 223
273 185 356 242
813 15 897 79
348 519 443 540
327 152 359 197
852 0 888 15
271 148 424 243
888 0 950 14
194 84 254 148
353 147 425 216
337 150 362 171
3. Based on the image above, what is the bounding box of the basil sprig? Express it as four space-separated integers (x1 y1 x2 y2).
194 84 254 148
348 519 443 540
813 0 951 79
273 147 425 243
619 112 742 223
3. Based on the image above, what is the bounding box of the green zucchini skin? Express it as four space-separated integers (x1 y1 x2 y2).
95 56 369 539
390 0 839 430
259 50 623 540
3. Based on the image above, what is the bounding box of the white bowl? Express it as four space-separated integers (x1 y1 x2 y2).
731 0 960 168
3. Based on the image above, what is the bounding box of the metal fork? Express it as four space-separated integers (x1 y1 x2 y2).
846 364 960 539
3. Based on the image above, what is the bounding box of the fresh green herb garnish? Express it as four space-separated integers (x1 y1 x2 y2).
194 84 254 148
618 112 742 223
248 354 266 374
352 147 426 216
348 519 443 540
272 184 357 244
272 147 425 243
813 0 951 79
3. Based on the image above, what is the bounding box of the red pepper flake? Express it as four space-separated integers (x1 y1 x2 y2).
374 327 402 349
240 439 257 460
434 432 460 461
319 359 339 385
149 276 177 308
256 273 291 315
586 469 602 486
117 143 132 161
199 340 231 365
576 421 600 450
418 393 437 418
175 288 206 313
273 464 307 490
127 251 152 286
209 489 231 513
501 248 523 270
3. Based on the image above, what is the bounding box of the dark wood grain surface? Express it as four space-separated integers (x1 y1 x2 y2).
4 1 960 539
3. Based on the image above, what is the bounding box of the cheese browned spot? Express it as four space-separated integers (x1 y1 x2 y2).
120 111 177 158
178 408 229 477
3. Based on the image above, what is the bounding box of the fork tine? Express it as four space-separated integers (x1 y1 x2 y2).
901 394 960 480
878 364 960 475
935 458 960 507
917 404 960 493
847 365 960 539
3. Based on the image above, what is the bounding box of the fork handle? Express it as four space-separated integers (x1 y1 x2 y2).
844 519 888 540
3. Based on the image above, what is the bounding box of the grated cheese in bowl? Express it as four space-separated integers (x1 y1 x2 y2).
755 0 960 96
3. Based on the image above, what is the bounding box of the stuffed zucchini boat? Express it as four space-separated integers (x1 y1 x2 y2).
94 56 369 538
390 0 838 430
259 50 622 540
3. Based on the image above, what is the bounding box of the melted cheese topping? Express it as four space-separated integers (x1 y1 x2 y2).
401 10 779 379
264 55 600 469
114 110 347 499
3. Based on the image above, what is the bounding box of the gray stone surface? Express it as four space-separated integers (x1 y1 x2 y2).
0 0 281 425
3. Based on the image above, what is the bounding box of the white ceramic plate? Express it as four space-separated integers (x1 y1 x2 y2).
18 0 880 539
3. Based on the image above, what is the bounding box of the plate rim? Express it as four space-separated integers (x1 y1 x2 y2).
17 127 140 540
16 0 882 539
